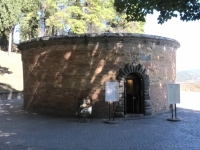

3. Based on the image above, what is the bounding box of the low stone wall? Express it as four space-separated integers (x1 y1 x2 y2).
0 91 23 100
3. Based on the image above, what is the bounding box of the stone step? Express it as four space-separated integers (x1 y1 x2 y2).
125 114 144 117
145 107 152 115
114 112 124 117
115 108 124 112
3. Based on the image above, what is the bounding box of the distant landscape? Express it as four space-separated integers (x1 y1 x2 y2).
176 69 200 83
0 50 200 93
177 69 200 92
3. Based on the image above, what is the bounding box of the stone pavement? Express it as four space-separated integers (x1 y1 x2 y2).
0 98 200 150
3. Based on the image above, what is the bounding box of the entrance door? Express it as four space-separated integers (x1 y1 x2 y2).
125 73 143 114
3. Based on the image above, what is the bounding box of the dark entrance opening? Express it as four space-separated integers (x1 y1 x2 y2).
125 73 144 115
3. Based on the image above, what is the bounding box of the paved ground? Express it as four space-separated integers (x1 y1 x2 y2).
0 92 200 150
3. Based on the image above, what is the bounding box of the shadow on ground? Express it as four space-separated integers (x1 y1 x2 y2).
0 66 12 75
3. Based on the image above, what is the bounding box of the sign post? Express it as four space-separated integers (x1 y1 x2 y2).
104 82 119 124
167 84 181 121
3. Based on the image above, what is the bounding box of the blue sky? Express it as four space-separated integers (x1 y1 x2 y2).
145 13 200 72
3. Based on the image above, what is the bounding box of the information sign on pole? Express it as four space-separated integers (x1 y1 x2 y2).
167 84 180 104
105 82 119 102
167 84 181 122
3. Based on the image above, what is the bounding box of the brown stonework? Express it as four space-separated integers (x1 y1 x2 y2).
18 33 180 117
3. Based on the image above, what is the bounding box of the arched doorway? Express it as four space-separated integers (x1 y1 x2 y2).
125 73 144 115
115 63 152 117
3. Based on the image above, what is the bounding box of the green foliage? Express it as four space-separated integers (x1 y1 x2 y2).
0 0 23 52
44 0 145 35
43 0 59 35
0 0 145 43
0 0 22 33
44 0 88 35
20 0 41 41
0 33 8 50
114 0 200 24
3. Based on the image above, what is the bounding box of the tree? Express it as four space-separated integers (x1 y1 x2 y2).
114 0 200 24
44 0 145 35
42 0 60 36
20 0 41 41
106 9 145 33
2 0 145 44
0 32 8 51
0 0 23 55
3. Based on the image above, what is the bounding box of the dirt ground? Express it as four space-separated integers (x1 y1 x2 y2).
180 83 200 92
0 51 23 92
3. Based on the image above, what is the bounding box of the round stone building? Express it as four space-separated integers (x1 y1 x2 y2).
18 33 180 117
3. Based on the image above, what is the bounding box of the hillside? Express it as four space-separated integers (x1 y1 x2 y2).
0 51 23 92
176 69 200 83
176 69 200 92
180 83 200 92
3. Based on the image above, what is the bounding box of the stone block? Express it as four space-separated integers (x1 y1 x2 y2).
114 112 124 117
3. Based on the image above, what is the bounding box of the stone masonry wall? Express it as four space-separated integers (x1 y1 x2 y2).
140 43 177 114
19 34 180 117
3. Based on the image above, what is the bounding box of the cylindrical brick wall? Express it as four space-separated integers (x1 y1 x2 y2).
18 33 180 117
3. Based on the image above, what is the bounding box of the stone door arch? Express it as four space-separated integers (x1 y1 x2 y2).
115 63 152 117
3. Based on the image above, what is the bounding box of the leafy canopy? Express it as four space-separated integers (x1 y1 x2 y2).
43 0 145 35
114 0 200 24
20 0 41 40
0 0 145 43
0 0 23 33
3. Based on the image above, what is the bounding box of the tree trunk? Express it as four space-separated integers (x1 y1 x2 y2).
52 25 55 36
0 33 8 51
8 30 12 56
8 27 16 56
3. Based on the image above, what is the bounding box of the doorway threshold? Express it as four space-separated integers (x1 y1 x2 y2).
125 114 144 118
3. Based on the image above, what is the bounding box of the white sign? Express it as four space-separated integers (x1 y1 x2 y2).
167 84 180 104
105 82 119 102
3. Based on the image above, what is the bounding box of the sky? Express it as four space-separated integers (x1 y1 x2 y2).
145 12 200 72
